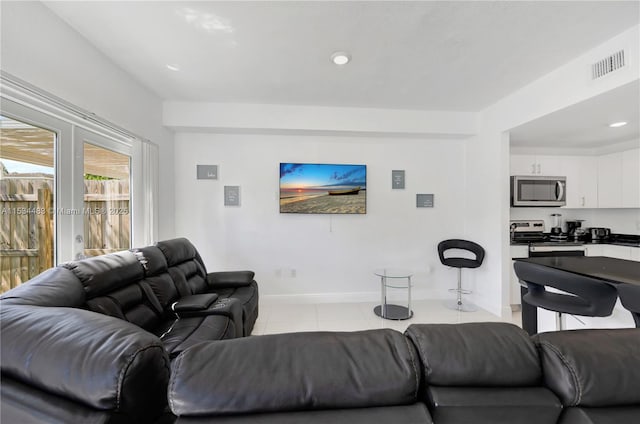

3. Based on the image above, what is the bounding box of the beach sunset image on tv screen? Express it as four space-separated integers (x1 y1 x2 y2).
279 163 367 214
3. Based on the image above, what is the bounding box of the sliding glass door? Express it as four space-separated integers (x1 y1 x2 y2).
0 96 147 293
80 131 132 257
0 115 56 292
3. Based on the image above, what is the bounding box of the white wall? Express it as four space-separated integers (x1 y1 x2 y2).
174 132 469 302
0 1 175 240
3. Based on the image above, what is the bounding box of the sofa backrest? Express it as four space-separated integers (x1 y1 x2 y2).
135 245 186 311
405 322 543 387
0 266 85 307
156 238 209 295
0 304 170 423
62 250 163 332
168 329 421 417
534 328 640 407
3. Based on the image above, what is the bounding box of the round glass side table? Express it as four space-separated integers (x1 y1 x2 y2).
373 268 414 320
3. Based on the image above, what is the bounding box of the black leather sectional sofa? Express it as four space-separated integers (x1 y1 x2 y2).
2 238 259 356
167 323 639 424
1 237 259 422
1 240 639 423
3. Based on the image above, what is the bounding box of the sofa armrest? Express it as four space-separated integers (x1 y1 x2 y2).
171 293 219 313
207 271 255 288
0 304 170 423
534 328 640 407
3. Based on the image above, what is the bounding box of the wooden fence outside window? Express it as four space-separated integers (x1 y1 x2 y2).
0 177 130 293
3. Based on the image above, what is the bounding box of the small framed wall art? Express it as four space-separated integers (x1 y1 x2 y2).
197 165 218 180
392 170 405 189
416 193 434 208
224 186 240 206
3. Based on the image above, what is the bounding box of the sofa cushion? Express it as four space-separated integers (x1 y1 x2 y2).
406 322 542 387
534 328 640 407
136 245 187 308
157 237 200 268
85 283 161 330
170 260 209 294
161 314 237 358
426 386 562 424
0 305 170 422
0 266 84 307
1 377 113 424
168 329 420 416
62 250 144 297
62 250 167 331
135 244 169 276
156 238 209 295
558 406 640 424
172 404 433 424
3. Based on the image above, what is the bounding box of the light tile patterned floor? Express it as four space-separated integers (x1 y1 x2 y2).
251 299 522 336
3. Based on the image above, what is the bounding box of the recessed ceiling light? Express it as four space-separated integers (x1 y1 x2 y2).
166 64 180 72
331 52 351 66
609 121 628 128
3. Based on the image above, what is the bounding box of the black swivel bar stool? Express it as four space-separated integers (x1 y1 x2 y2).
437 239 485 312
616 284 640 328
514 261 618 331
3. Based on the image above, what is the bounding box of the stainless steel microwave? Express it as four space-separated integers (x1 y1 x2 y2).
510 176 566 207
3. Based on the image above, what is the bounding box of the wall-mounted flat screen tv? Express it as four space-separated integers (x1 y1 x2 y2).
280 163 367 214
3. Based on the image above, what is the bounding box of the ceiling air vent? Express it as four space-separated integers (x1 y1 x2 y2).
592 50 625 79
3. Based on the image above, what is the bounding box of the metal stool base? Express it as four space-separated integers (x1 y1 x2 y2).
445 268 476 312
445 298 477 312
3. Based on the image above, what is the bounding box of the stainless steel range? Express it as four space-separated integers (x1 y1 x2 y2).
510 220 585 257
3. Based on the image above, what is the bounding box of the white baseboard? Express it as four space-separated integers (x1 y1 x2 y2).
261 289 448 305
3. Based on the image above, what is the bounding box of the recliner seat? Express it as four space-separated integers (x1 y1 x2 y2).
155 238 259 336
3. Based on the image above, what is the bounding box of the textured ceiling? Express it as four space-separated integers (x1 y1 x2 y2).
43 1 640 111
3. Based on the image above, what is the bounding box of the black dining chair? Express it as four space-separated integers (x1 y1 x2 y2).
513 261 618 331
437 239 485 312
615 284 640 328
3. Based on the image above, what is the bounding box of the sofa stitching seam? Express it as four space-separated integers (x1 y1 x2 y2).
402 333 420 400
117 343 166 411
167 351 185 414
541 341 582 405
414 331 431 380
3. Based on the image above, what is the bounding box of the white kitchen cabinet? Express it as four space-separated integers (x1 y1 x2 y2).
602 244 632 260
597 152 623 208
511 155 536 175
510 245 528 305
631 247 640 261
598 148 640 208
510 155 562 176
585 244 639 261
511 148 637 208
622 148 640 208
561 156 598 208
584 244 605 256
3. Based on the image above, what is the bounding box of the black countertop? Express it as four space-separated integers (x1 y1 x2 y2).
510 233 640 247
515 256 640 286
